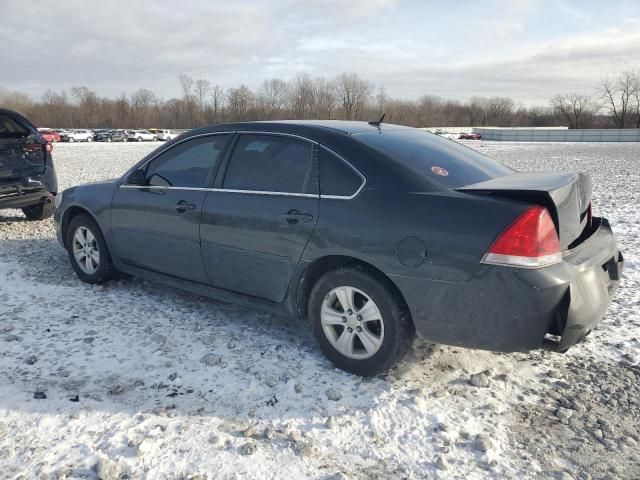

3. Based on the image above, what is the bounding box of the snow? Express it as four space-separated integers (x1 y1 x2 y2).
0 141 639 479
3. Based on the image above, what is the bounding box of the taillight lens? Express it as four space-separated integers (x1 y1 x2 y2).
483 206 562 268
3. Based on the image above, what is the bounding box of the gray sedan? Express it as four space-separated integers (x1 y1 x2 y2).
54 120 623 375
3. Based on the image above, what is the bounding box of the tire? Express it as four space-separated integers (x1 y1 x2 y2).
152 136 158 141
86 136 92 142
66 214 115 284
308 266 415 376
137 137 142 142
68 137 75 143
22 201 54 221
107 138 112 142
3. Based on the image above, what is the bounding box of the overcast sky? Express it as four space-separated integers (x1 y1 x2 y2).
2 0 640 106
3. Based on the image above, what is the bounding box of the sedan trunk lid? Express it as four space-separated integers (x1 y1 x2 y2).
457 172 592 250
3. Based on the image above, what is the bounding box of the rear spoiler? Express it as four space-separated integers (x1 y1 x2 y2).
457 172 592 249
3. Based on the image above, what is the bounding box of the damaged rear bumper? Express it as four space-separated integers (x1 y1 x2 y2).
392 217 623 353
0 178 54 209
542 218 623 351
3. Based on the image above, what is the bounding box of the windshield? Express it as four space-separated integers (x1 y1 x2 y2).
355 129 513 189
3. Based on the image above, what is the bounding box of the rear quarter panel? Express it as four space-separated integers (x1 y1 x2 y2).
304 190 528 283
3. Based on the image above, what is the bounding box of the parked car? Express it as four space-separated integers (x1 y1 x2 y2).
459 132 482 140
93 129 125 142
156 129 180 141
37 128 61 143
127 130 157 142
66 129 94 142
54 121 623 376
1 108 58 220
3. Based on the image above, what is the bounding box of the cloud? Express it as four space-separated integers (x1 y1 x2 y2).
0 0 638 105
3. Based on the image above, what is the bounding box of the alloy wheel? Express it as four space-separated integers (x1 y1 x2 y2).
321 286 384 359
72 226 100 274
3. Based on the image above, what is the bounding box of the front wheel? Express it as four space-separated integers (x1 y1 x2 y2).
66 214 115 284
309 266 415 376
87 137 92 142
68 137 75 143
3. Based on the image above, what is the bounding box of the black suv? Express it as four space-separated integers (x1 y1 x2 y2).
0 108 58 220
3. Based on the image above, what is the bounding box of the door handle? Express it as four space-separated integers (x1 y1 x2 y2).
281 209 314 225
175 200 197 213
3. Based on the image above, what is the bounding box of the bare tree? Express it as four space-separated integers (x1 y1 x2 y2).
599 72 635 128
209 85 225 123
130 89 156 127
289 73 315 119
178 74 195 127
257 78 289 119
334 73 371 120
312 77 336 119
71 86 99 127
194 78 211 125
550 93 598 129
630 71 640 128
226 85 254 121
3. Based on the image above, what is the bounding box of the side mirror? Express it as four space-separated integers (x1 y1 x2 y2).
126 169 147 186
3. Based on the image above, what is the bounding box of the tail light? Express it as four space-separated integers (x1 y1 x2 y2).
482 206 562 268
45 143 53 153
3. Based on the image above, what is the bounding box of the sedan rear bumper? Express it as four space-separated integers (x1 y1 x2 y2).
392 216 622 352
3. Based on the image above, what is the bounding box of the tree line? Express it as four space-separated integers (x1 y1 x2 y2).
1 70 639 130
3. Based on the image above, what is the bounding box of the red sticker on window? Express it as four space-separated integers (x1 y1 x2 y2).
431 166 449 176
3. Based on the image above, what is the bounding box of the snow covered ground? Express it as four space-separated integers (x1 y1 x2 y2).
0 141 638 480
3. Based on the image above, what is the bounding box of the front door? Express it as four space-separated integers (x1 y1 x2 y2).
110 134 231 283
200 133 319 302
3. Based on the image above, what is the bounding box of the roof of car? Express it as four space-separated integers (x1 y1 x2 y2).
196 120 413 136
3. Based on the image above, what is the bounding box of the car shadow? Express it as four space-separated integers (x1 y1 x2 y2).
0 236 447 425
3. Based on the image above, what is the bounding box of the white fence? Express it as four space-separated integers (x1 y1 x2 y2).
472 127 640 142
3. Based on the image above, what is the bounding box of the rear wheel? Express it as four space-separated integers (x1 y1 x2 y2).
137 137 143 142
87 137 92 142
68 137 75 143
309 266 415 376
66 214 115 284
22 201 54 221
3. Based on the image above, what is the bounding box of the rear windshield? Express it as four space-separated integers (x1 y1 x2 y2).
0 114 29 138
355 129 512 189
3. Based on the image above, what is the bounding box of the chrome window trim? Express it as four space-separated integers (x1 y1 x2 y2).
119 184 318 198
120 130 367 200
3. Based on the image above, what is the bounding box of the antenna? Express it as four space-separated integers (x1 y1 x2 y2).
368 113 386 127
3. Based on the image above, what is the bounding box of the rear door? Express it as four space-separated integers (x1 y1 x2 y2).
110 133 231 283
0 111 45 180
201 133 319 302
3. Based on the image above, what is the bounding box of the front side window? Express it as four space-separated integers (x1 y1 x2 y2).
145 134 229 188
223 134 316 194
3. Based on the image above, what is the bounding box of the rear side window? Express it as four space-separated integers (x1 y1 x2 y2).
145 134 229 188
0 114 29 138
356 129 512 189
319 148 363 197
223 134 316 194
